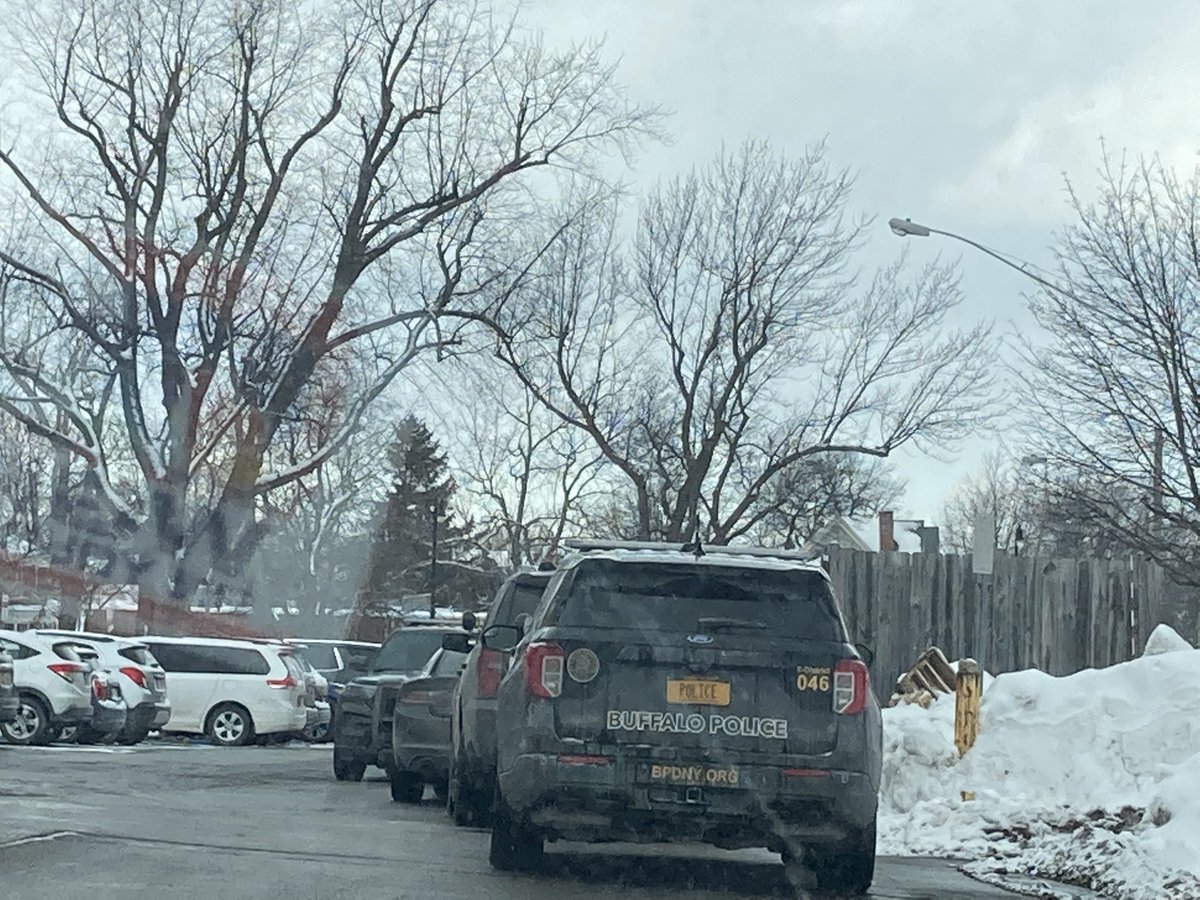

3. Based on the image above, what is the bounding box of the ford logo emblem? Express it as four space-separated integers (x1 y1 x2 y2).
687 634 714 645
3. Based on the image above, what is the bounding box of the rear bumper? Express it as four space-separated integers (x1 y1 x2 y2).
499 753 877 848
337 708 389 768
258 705 308 735
90 700 127 735
127 702 171 732
54 703 94 726
394 745 451 783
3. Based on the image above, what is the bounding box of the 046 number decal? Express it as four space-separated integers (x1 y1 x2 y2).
796 667 831 692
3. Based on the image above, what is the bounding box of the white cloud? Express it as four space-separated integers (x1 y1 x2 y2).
937 18 1200 224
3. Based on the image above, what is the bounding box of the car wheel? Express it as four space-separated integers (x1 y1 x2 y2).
1 695 51 746
449 754 489 827
116 722 152 746
332 745 366 782
799 819 877 896
389 770 424 803
488 787 544 872
205 703 255 747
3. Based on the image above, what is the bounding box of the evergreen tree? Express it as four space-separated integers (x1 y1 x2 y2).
360 416 466 607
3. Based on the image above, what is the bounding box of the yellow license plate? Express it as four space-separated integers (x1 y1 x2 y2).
666 679 730 706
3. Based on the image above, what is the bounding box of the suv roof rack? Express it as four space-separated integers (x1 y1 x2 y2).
561 538 816 562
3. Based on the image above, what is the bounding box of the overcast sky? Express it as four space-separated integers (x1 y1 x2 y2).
526 0 1200 523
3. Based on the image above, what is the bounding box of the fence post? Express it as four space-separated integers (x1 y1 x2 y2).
954 658 982 756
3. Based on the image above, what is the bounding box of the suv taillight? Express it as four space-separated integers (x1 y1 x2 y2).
120 666 147 688
833 659 869 715
47 661 84 683
523 642 564 699
91 674 108 701
267 675 297 690
477 648 504 699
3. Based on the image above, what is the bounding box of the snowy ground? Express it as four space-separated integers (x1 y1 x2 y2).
879 624 1200 899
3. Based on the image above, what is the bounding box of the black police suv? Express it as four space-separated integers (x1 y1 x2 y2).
483 540 882 895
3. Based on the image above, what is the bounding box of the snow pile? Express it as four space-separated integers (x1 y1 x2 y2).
879 626 1200 899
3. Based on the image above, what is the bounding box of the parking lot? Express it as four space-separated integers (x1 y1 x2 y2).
0 742 1029 899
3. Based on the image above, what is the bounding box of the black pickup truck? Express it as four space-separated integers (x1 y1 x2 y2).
332 620 470 783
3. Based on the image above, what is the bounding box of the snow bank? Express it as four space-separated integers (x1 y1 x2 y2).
1142 623 1193 656
879 633 1200 898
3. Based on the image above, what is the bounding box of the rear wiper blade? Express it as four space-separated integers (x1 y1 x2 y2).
697 616 770 631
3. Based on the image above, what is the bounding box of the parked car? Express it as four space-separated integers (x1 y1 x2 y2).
444 568 554 824
332 621 467 782
483 539 882 894
291 648 332 742
388 646 469 802
0 629 98 745
140 636 308 746
58 642 128 743
0 646 17 726
290 639 379 687
36 631 170 745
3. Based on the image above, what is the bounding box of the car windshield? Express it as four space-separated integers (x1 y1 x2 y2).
554 561 845 641
370 631 450 674
429 649 468 677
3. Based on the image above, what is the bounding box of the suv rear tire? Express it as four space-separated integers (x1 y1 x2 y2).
390 770 424 803
449 754 490 827
205 703 255 747
1 695 51 746
332 744 366 781
488 789 544 872
797 819 877 896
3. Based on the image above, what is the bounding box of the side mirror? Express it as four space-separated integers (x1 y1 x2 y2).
461 611 477 632
481 624 522 653
441 633 473 654
855 643 875 667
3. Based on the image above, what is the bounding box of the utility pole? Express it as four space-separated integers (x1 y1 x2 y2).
429 499 440 620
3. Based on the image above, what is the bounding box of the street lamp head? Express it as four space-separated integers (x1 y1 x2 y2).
888 217 931 238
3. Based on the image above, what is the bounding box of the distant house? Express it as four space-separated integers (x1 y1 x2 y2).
802 510 940 557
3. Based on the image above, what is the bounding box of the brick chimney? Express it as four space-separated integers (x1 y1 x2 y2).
878 510 898 552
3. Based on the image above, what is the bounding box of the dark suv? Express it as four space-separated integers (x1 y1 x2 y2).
333 620 469 782
0 646 16 725
483 540 882 894
444 568 553 825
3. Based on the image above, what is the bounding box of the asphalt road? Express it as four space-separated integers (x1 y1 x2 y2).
0 741 1029 900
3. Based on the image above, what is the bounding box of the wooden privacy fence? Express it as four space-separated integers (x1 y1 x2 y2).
824 548 1200 695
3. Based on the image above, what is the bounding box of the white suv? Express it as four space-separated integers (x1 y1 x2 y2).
0 629 95 745
140 636 308 746
37 631 171 745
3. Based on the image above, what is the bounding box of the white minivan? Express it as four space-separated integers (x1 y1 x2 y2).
140 636 308 746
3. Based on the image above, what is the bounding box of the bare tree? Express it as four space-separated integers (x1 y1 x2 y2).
487 143 996 543
442 360 608 567
1021 154 1200 583
940 449 1034 556
0 0 655 606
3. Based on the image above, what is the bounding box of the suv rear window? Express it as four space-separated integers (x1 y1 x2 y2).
493 581 548 625
300 644 338 670
551 560 846 640
118 646 157 666
372 630 452 674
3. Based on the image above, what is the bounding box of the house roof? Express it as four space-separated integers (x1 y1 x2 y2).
805 514 929 554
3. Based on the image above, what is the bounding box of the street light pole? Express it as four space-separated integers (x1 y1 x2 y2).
887 217 1072 298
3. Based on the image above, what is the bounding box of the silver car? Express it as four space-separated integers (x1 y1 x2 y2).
37 631 170 744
